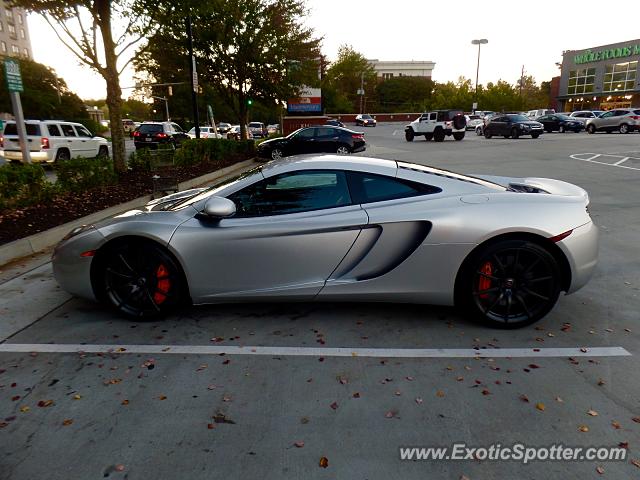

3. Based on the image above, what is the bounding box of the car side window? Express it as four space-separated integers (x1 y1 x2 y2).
429 113 437 120
600 112 614 118
227 170 351 217
347 171 440 204
172 123 183 132
61 124 77 137
75 125 92 137
47 124 62 136
614 110 627 116
294 128 316 139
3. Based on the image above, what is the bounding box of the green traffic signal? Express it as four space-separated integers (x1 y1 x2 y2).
247 99 253 105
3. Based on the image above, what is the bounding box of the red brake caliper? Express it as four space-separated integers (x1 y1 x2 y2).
154 264 171 305
478 261 493 299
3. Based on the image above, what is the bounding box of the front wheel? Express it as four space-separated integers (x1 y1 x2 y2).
336 145 351 155
457 240 561 328
271 148 283 160
405 129 414 142
559 125 565 133
425 133 433 141
98 242 187 319
433 130 445 142
511 127 520 139
531 133 540 139
97 146 109 158
587 124 596 134
453 132 465 141
484 130 492 139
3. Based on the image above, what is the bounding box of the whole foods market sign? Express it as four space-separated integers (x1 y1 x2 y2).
574 44 640 65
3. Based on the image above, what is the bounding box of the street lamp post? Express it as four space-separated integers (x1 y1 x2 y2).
471 39 488 110
151 96 170 121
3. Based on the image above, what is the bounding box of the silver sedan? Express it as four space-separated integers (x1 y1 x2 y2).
52 156 598 328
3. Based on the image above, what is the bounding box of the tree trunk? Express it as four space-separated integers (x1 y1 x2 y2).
97 0 126 173
238 90 248 140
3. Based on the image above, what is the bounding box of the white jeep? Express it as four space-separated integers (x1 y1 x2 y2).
405 110 467 142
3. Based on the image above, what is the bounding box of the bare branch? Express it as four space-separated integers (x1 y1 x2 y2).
116 34 145 58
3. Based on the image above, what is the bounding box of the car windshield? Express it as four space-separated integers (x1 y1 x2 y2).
168 165 264 210
138 124 163 133
509 115 530 122
249 123 262 128
361 115 372 119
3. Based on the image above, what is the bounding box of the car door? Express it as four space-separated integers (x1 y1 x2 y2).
549 115 560 131
315 127 341 153
73 124 97 156
537 115 550 130
597 111 616 129
288 127 317 155
170 123 188 145
59 123 80 157
171 169 368 301
489 116 506 135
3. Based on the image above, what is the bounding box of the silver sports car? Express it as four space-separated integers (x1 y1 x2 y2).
52 156 598 328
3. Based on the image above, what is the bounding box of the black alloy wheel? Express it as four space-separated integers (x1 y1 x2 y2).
55 149 70 162
433 129 445 142
461 240 561 328
100 242 186 319
425 133 433 141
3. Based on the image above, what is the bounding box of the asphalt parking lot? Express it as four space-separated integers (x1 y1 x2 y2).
1 124 639 479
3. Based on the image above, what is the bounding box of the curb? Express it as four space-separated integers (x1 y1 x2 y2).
0 158 258 267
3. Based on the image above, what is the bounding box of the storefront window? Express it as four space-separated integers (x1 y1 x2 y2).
568 68 596 95
603 61 637 92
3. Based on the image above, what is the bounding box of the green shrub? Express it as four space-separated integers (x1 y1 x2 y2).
174 138 255 167
0 162 57 210
55 157 117 192
129 145 175 171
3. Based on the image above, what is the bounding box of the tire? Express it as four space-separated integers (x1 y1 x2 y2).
619 123 629 134
587 124 596 134
457 239 562 328
97 146 109 158
433 129 445 142
453 132 465 141
484 130 492 139
503 135 511 139
476 126 483 136
55 149 70 162
452 114 467 130
559 125 565 133
336 145 351 155
96 241 187 319
425 133 433 141
271 148 283 160
405 129 414 142
531 133 540 139
511 127 519 139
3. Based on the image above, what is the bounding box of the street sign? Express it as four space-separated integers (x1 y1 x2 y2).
357 88 364 95
191 57 198 93
472 102 478 110
4 58 23 93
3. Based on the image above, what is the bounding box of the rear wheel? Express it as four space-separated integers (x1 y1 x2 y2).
336 145 351 155
619 123 630 134
55 149 70 162
97 146 109 158
433 129 445 142
98 241 187 319
271 148 283 160
405 129 414 142
511 127 520 139
425 133 433 141
587 124 596 134
453 132 465 141
458 239 561 328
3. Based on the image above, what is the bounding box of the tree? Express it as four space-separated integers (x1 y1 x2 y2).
0 58 88 120
137 0 321 139
11 0 153 173
323 45 376 113
375 76 434 113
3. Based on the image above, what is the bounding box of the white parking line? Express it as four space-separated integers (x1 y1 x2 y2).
0 344 631 358
570 152 640 171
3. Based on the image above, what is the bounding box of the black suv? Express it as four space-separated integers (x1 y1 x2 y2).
483 114 543 139
133 122 190 150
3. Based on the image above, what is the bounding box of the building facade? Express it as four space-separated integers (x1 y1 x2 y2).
368 60 435 80
0 2 31 59
558 40 640 111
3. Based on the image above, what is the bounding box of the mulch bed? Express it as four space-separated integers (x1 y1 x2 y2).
0 156 250 246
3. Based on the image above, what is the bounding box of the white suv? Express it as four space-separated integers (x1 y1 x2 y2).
405 110 467 142
1 120 109 163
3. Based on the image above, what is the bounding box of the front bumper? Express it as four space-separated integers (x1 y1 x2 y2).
557 221 599 294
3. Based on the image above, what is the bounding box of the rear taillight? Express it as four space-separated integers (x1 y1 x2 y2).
629 116 640 120
549 229 573 243
352 134 364 140
133 131 140 137
155 132 168 138
0 136 3 148
41 137 50 149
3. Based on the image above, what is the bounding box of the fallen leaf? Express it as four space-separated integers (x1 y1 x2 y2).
395 391 402 396
330 402 338 410
20 406 29 413
436 390 445 398
352 392 360 398
37 400 54 408
405 376 414 381
464 366 472 371
337 376 348 385
579 425 589 432
528 364 540 369
73 394 82 400
294 441 305 448
62 419 73 426
587 409 599 417
300 417 309 424
197 364 208 371
597 379 606 386
519 394 530 403
619 442 628 449
632 417 640 423
446 366 453 371
115 465 125 472
223 394 232 402
158 395 167 401
580 348 588 353
0 422 8 429
596 466 604 474
222 359 230 365
121 399 129 406
460 476 470 480
482 389 491 396
415 397 423 405
611 421 621 429
319 456 329 468
536 403 545 411
555 396 564 403
384 411 395 418
207 423 215 429
631 459 640 469
456 376 464 382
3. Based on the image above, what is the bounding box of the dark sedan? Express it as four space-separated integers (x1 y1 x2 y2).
325 119 345 127
536 114 583 133
133 122 190 150
257 126 366 160
484 114 543 139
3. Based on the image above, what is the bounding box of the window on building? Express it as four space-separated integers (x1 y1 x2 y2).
382 73 394 80
20 28 24 39
23 48 28 58
8 23 15 36
1 41 6 53
567 67 596 95
603 61 637 92
5 8 13 20
11 44 19 55
0 21 4 32
18 13 23 25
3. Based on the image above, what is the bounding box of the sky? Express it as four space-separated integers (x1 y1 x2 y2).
29 0 640 101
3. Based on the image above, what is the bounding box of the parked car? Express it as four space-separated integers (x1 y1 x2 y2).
483 114 543 139
256 125 365 160
187 126 224 139
267 124 280 134
355 114 377 127
1 120 109 163
569 111 604 124
52 155 597 328
526 109 555 120
584 108 640 134
248 122 268 138
217 122 232 134
132 122 189 150
227 125 254 141
325 119 345 128
466 114 483 131
536 114 583 133
405 110 467 142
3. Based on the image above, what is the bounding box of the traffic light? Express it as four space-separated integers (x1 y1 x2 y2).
247 99 253 106
167 86 173 96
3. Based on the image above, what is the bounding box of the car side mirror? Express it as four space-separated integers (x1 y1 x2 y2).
203 196 236 218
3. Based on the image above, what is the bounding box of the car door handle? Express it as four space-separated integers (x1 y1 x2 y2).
68 140 73 142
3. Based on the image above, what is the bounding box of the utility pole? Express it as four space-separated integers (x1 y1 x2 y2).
4 58 30 163
186 15 200 139
471 39 488 110
359 72 364 114
519 65 525 97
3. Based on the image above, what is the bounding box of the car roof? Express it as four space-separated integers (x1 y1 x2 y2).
261 155 397 178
